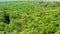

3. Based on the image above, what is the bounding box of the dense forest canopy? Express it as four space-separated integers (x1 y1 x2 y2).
0 1 60 34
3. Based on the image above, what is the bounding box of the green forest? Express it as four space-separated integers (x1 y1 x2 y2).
0 1 60 34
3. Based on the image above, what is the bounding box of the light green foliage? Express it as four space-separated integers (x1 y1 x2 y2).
0 1 60 34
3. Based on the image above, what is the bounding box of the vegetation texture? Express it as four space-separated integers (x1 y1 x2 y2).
0 1 60 34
